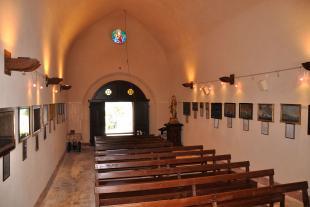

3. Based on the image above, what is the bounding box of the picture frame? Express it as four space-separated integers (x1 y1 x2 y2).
32 105 41 135
214 119 219 128
22 140 27 161
35 134 39 151
258 104 274 122
18 107 31 142
43 104 48 126
3 153 10 181
285 123 295 139
239 103 253 120
183 102 191 123
205 102 209 119
224 103 236 118
211 103 222 119
0 108 16 157
243 119 249 131
280 104 301 124
261 122 269 135
199 102 204 117
192 102 198 119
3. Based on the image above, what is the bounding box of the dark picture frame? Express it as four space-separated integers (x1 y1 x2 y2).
224 103 236 118
258 104 274 122
22 140 27 161
280 104 301 124
18 107 31 142
32 105 41 135
192 102 198 119
205 102 209 119
3 153 10 181
211 103 222 119
0 108 16 158
183 102 191 116
239 103 253 120
199 102 204 117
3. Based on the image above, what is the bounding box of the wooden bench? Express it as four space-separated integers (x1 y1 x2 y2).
95 142 173 151
95 169 275 206
101 181 309 207
95 154 232 172
95 145 204 156
95 149 216 163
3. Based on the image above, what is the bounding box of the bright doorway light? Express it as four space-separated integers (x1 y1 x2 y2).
105 102 133 135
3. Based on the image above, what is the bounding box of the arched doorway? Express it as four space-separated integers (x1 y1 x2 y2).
89 80 149 145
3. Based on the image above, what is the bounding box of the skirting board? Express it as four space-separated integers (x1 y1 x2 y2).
34 150 66 207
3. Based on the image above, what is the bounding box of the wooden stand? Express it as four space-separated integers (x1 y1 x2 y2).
165 123 183 146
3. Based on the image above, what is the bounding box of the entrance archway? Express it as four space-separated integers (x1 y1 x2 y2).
89 80 149 145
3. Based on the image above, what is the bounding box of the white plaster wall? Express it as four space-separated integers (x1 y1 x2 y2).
66 11 172 142
0 1 68 206
172 0 310 186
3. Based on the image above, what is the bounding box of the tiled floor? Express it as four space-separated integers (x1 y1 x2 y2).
38 146 303 207
39 146 95 207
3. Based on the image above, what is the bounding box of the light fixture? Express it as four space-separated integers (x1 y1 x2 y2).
302 62 310 71
60 84 72 91
46 75 63 87
182 81 194 89
219 74 235 85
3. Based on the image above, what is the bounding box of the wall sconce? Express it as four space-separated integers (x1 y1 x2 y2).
4 49 41 76
46 76 63 87
219 74 235 85
302 62 310 71
182 81 194 89
60 84 72 91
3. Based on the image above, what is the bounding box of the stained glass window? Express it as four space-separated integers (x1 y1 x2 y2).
127 88 134 96
112 29 127 44
105 89 112 96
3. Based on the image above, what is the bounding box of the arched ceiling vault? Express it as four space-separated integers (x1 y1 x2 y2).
42 0 263 74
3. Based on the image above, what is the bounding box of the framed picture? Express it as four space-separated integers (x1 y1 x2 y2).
35 135 39 151
205 102 209 119
3 153 10 181
280 104 301 124
258 104 274 122
199 102 204 117
285 123 295 139
243 119 249 131
43 104 48 126
183 102 191 116
239 103 253 120
22 140 27 161
214 119 219 128
211 103 222 119
0 108 16 157
224 103 236 118
32 106 41 134
261 122 269 135
308 105 310 135
192 102 198 119
18 107 31 142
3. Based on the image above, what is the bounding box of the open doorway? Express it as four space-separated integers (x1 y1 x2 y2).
105 102 134 136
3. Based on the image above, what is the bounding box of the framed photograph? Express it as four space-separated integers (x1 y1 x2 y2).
285 123 295 139
43 104 48 126
192 102 198 119
0 108 16 157
308 105 310 135
35 135 39 151
211 103 222 119
243 119 249 131
205 102 209 119
18 107 31 142
3 153 10 181
239 103 253 120
214 119 219 128
32 106 41 134
224 103 236 118
44 126 47 140
261 122 269 135
183 102 191 116
280 104 301 124
199 102 204 117
22 140 27 161
227 117 232 128
258 104 274 122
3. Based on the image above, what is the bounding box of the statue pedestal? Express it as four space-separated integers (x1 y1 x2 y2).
165 123 183 146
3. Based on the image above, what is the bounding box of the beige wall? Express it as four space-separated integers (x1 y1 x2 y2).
66 11 172 142
0 1 67 207
173 0 310 186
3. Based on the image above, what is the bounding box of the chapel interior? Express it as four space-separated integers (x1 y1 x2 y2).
0 0 310 207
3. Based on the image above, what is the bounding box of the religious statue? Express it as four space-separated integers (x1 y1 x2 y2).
169 95 179 124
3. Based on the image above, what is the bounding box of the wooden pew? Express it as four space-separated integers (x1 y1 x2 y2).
95 169 275 206
95 145 204 156
95 142 173 151
96 161 250 184
95 154 231 172
95 137 164 144
95 149 216 163
101 181 309 207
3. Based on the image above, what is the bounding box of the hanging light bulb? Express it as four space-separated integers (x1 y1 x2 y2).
33 83 37 88
40 85 43 90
